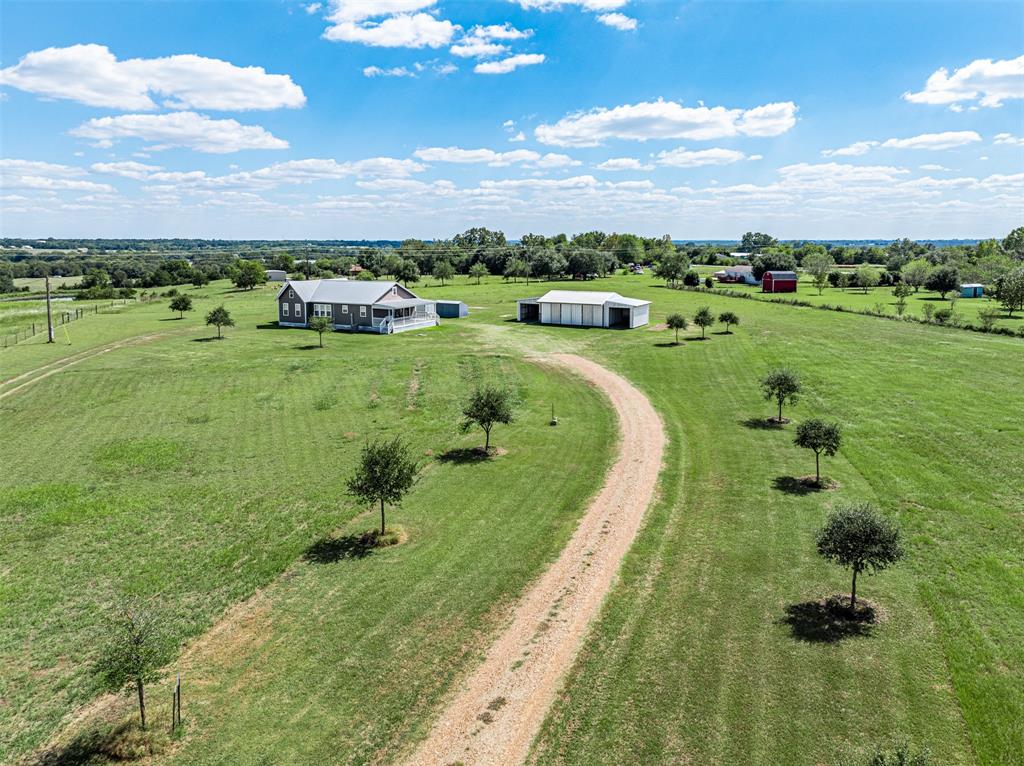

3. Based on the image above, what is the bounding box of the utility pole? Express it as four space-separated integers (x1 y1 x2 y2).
45 275 55 343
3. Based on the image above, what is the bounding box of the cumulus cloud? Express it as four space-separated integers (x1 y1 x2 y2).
535 98 797 146
595 157 653 171
919 163 950 171
994 132 1024 146
596 12 637 30
363 65 417 77
326 0 437 23
470 23 533 40
0 44 305 110
69 112 289 153
656 147 754 167
474 53 545 74
324 11 457 48
903 55 1024 108
509 131 526 142
413 145 578 168
451 40 509 58
0 158 116 193
512 0 629 10
303 2 321 13
880 130 981 150
821 140 878 157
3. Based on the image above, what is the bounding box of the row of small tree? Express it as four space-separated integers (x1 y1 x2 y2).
665 308 740 343
758 368 904 611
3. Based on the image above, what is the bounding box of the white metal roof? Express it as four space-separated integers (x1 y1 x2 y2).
535 290 650 307
276 279 411 304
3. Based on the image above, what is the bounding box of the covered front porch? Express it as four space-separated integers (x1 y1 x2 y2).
370 299 439 334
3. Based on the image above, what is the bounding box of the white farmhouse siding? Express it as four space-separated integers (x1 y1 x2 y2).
519 290 650 329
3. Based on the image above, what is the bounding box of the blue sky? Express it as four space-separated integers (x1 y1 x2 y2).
1 0 1022 240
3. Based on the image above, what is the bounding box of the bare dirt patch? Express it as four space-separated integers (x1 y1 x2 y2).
405 353 665 766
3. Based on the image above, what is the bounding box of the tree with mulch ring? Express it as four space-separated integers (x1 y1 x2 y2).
794 418 842 486
760 367 802 424
347 438 419 536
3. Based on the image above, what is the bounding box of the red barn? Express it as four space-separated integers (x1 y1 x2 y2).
762 270 798 293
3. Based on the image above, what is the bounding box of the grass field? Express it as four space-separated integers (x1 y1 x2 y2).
689 265 1021 331
2 275 1021 766
10 276 84 293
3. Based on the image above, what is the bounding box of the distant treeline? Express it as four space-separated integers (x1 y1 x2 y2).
2 228 1021 300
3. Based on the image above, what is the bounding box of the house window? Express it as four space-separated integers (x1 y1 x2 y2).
288 289 294 298
359 306 367 318
282 303 289 317
313 303 332 317
294 303 302 315
341 304 348 314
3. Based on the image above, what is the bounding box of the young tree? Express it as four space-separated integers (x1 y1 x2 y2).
925 265 960 300
205 305 234 339
232 260 267 290
704 276 714 289
169 294 193 319
433 259 455 286
760 367 802 423
683 270 701 287
891 283 912 316
856 264 880 293
718 311 740 333
995 267 1024 317
468 262 489 284
816 503 904 610
692 305 715 338
838 272 853 292
346 438 419 535
794 419 842 484
666 313 686 344
191 270 210 289
461 385 515 452
93 598 171 730
504 258 529 283
803 252 835 295
309 315 332 347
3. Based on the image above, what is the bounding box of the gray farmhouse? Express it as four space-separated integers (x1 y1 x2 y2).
277 279 439 334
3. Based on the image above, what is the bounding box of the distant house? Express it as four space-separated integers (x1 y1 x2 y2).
276 279 438 334
718 265 758 285
961 283 984 298
517 290 650 328
266 269 288 282
762 271 799 293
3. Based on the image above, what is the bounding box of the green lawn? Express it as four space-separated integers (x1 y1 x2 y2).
690 265 1020 331
2 275 1021 766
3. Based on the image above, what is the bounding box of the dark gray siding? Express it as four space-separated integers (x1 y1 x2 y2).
279 290 306 325
328 302 374 328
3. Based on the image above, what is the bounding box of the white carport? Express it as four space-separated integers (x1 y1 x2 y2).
517 290 651 329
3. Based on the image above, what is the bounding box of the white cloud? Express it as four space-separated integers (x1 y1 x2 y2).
656 147 754 167
595 157 653 171
433 62 458 75
70 112 289 153
510 131 526 142
513 0 629 10
903 55 1024 108
303 2 322 14
324 12 457 47
0 44 306 110
0 158 116 193
412 145 578 168
363 65 417 77
994 132 1024 146
596 12 636 30
474 53 545 74
919 163 950 171
451 40 508 58
821 140 878 157
90 161 165 180
326 0 437 23
535 98 797 146
880 130 981 150
470 23 532 40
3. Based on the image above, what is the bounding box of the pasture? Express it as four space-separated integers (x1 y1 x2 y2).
10 276 84 293
690 265 1020 331
1 275 1021 766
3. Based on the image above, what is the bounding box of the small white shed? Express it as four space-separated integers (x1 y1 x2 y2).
517 290 650 329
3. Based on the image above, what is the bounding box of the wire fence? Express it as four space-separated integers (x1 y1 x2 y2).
0 298 138 349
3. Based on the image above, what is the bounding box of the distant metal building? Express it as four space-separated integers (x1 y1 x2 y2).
266 269 288 282
517 290 650 329
435 300 469 318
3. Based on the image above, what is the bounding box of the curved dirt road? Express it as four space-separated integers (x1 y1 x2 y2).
406 353 665 766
